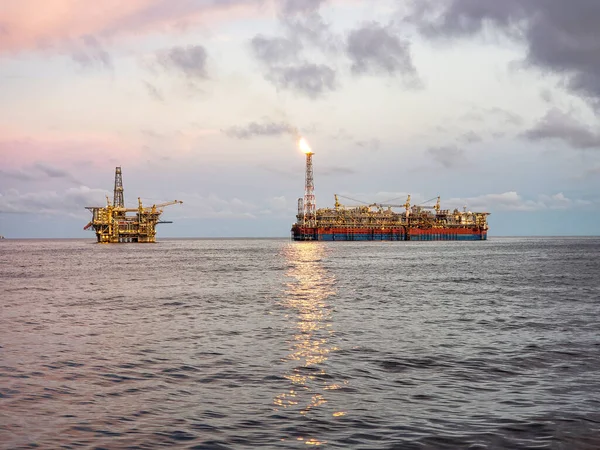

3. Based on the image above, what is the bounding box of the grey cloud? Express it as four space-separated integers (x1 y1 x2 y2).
251 35 301 65
281 0 327 15
540 88 553 103
0 164 77 183
331 128 353 141
427 145 466 168
489 107 523 126
144 81 164 102
0 186 107 216
224 120 298 139
356 138 381 151
410 0 600 109
71 35 112 69
267 63 336 98
0 169 36 182
460 107 523 125
249 0 340 95
34 163 72 179
279 0 337 51
347 22 417 78
460 131 483 144
157 45 208 79
461 111 484 122
523 108 600 149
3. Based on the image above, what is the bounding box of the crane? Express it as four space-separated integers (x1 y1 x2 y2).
136 198 183 213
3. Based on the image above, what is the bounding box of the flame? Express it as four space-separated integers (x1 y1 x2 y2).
299 137 313 154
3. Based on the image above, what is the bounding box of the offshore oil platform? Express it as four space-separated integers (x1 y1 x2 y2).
291 140 490 241
84 167 182 243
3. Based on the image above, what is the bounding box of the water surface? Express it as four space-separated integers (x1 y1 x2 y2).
1 238 599 448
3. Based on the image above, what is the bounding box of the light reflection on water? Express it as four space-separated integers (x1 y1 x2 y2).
275 242 342 437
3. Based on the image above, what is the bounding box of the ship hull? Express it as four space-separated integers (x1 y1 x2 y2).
291 226 487 241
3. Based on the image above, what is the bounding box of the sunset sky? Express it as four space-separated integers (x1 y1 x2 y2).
1 0 599 237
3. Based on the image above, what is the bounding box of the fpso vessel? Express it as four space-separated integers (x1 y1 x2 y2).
291 194 489 241
291 142 489 242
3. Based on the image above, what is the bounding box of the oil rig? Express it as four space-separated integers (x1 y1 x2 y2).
291 142 490 241
84 167 182 243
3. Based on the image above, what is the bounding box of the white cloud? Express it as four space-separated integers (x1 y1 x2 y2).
445 191 593 212
172 193 296 219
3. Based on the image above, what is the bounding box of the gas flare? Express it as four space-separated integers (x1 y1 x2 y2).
298 137 313 154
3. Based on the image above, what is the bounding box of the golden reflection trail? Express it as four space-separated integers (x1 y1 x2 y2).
275 243 345 445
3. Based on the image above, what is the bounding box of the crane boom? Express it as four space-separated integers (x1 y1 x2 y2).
145 200 183 210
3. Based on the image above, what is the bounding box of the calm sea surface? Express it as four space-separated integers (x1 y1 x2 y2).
1 237 599 449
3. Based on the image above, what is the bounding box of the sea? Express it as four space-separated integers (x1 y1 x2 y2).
1 237 599 449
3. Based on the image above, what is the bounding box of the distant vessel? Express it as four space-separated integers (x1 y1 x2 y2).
291 144 489 241
84 167 182 243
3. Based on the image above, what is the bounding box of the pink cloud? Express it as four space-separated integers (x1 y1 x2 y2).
0 0 269 55
0 128 137 168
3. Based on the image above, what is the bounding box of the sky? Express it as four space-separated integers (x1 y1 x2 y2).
1 0 599 238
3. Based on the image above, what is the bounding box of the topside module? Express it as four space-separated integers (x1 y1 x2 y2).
291 141 490 241
84 167 182 243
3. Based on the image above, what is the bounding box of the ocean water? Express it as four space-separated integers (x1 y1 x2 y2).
1 237 599 449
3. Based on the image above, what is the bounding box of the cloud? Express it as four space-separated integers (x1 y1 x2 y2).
355 138 381 151
248 0 341 97
346 22 417 79
0 186 109 217
280 0 327 16
460 107 523 125
0 130 137 167
409 0 600 110
278 0 337 51
460 131 482 144
223 120 298 139
0 168 37 182
447 191 592 212
0 0 266 56
488 107 524 126
266 63 337 98
33 162 72 179
427 145 466 168
144 80 164 101
251 35 302 65
156 45 208 79
540 88 553 103
70 35 112 69
522 108 600 149
0 162 82 184
172 192 263 219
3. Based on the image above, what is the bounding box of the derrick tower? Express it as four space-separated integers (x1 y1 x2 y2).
113 166 124 208
303 149 315 227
